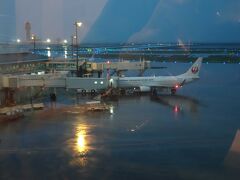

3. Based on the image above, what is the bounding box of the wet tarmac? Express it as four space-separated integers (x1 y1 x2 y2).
0 62 240 180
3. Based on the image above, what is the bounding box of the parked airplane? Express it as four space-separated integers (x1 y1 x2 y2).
114 58 202 94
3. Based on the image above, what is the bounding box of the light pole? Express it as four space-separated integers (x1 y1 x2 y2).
74 21 82 77
71 35 74 60
31 34 36 53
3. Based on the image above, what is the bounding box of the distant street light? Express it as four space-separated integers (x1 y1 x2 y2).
74 21 82 77
63 39 68 44
46 38 51 43
16 39 21 43
76 22 82 28
31 34 36 53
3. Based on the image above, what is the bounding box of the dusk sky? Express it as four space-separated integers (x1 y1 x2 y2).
4 0 240 43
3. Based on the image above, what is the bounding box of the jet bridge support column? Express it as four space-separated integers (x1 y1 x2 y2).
2 88 16 106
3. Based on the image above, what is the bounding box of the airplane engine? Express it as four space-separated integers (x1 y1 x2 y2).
139 86 151 92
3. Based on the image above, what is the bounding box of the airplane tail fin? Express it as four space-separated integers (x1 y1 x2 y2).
183 57 203 78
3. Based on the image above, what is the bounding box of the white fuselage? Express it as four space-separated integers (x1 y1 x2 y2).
111 58 202 92
118 75 195 89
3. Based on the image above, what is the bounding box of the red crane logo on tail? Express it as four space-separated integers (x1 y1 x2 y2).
191 67 199 74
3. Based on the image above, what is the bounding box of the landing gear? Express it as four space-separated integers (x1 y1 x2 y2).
50 92 57 108
171 88 177 95
50 93 57 102
81 89 87 96
91 89 96 96
151 88 158 97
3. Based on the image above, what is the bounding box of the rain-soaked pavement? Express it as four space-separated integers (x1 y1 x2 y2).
0 62 240 180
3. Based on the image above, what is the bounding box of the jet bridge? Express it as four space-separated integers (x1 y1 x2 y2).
46 59 151 76
0 74 108 90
